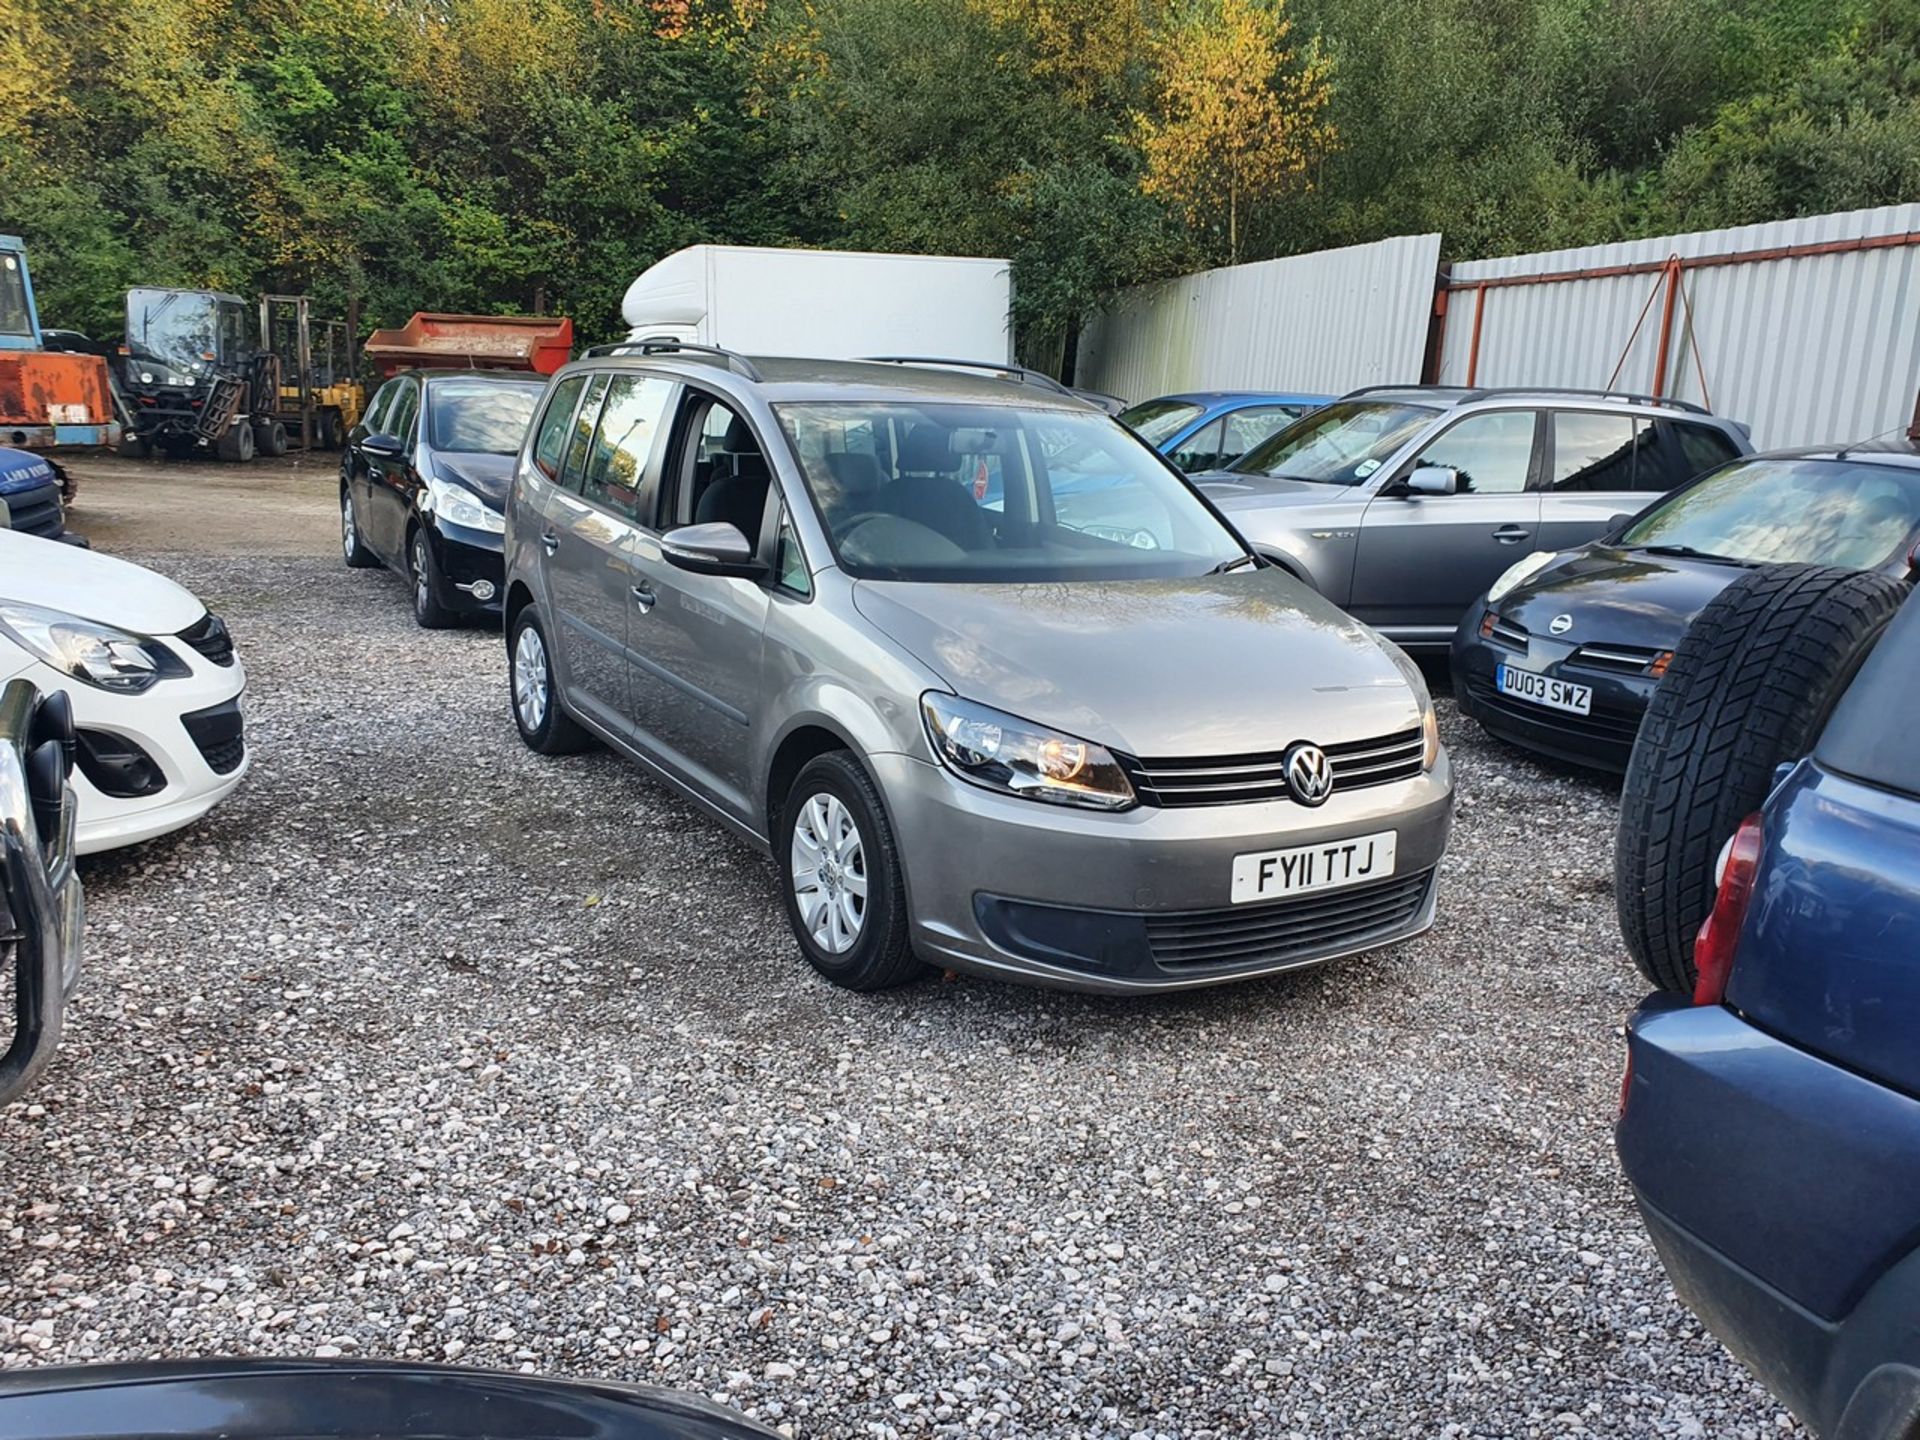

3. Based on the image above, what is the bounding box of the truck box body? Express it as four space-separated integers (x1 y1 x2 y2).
621 246 1012 363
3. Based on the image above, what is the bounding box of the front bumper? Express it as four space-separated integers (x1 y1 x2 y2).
1451 618 1653 771
427 520 505 615
872 748 1453 993
12 639 250 855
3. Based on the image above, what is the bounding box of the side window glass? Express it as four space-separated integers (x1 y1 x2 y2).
774 507 812 596
583 375 674 523
363 381 399 435
1672 423 1742 485
559 374 611 493
1170 417 1227 472
678 397 773 548
1550 412 1638 492
530 376 585 481
386 382 420 445
1221 406 1301 463
1412 411 1535 494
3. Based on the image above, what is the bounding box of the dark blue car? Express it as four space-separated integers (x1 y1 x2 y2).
1616 566 1920 1439
0 444 66 539
1118 391 1329 472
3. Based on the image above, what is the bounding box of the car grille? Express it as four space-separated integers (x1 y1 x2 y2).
1144 870 1434 969
1464 673 1642 744
1124 728 1426 807
3 481 62 539
177 612 236 666
181 699 246 775
1569 642 1663 676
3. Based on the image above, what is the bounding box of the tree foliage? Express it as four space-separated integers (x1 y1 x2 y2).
0 0 1913 361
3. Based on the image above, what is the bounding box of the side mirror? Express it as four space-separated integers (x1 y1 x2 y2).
360 433 405 460
1404 466 1459 496
662 522 765 579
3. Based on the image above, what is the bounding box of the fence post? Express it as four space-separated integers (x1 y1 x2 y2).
1651 255 1682 397
1465 285 1488 386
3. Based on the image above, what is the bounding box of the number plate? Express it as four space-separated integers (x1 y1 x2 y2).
1497 664 1592 715
1230 830 1397 905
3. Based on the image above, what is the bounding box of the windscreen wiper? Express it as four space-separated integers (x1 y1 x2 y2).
1211 555 1259 574
1639 544 1753 566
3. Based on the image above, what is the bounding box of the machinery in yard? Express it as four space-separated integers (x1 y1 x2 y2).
0 235 120 456
363 312 574 379
261 293 364 450
118 286 286 462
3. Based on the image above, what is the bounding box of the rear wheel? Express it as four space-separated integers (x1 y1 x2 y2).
1615 564 1907 993
778 752 921 991
508 608 590 755
409 528 459 629
216 421 255 463
341 487 377 568
254 420 288 457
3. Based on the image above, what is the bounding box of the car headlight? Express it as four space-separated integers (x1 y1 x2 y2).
1487 550 1559 604
921 693 1136 810
424 477 504 535
0 600 190 693
1384 644 1442 771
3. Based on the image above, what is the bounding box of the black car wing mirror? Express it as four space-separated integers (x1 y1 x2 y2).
360 432 405 460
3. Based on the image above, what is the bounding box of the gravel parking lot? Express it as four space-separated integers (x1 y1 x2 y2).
2 455 1796 1437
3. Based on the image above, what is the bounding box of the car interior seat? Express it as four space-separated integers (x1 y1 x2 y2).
878 426 994 550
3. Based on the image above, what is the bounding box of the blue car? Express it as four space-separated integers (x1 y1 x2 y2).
1616 563 1920 1439
1118 391 1329 473
0 445 66 539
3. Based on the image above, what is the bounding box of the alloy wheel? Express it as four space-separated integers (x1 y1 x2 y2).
789 792 867 954
341 492 357 559
513 625 550 732
411 535 432 616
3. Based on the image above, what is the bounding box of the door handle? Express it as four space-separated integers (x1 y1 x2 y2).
630 583 655 611
540 531 559 554
1492 525 1531 544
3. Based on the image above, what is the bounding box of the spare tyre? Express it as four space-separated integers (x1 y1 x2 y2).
1615 564 1908 993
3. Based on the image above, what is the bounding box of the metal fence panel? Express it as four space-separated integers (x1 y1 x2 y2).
1437 204 1920 450
1075 234 1442 404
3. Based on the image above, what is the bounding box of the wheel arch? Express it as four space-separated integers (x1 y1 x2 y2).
764 722 860 839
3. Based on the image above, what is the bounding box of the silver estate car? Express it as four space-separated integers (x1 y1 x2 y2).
1194 386 1751 649
503 348 1454 993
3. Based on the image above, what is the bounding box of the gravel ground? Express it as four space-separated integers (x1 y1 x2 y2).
1 498 1799 1436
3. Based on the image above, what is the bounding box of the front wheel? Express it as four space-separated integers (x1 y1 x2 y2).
778 752 921 991
508 608 590 755
409 528 459 630
216 421 256 463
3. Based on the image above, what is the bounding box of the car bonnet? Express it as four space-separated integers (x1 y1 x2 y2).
0 528 206 635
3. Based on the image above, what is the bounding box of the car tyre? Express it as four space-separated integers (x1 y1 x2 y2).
1615 564 1907 994
508 608 590 755
778 752 922 992
409 527 459 630
216 421 255 463
340 486 377 568
254 420 289 457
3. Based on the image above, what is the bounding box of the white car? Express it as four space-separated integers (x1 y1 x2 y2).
0 528 247 852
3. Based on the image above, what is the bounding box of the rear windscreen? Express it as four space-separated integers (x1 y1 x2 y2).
1817 588 1920 798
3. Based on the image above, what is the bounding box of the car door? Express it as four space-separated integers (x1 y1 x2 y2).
623 388 776 823
345 380 399 539
1534 410 1650 553
536 373 644 738
366 377 421 563
1350 407 1542 640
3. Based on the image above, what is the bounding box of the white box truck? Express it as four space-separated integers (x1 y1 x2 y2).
621 245 1012 363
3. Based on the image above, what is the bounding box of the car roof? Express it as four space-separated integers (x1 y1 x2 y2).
395 368 553 384
1749 437 1920 469
1144 391 1331 407
563 354 1098 411
1333 383 1730 422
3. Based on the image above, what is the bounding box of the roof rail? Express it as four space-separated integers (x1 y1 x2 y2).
583 339 763 382
1336 381 1710 416
861 355 1076 399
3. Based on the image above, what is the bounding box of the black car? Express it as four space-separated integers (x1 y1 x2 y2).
1452 441 1920 771
340 369 547 627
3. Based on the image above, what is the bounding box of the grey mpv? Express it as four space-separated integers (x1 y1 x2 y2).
504 348 1454 993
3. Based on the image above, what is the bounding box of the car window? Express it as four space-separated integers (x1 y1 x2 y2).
1118 399 1203 446
558 374 611 494
530 375 586 481
1232 400 1438 485
1169 417 1227 472
385 381 421 445
1619 457 1920 568
1816 590 1920 799
0 252 30 338
581 375 674 524
774 506 811 597
668 395 773 548
427 379 545 455
1410 410 1535 494
1672 422 1743 481
1550 412 1637 492
1221 405 1304 461
776 400 1246 582
362 380 401 436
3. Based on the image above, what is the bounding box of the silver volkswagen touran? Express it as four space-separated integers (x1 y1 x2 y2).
503 348 1454 993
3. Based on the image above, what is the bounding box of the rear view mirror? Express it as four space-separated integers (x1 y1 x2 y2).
360 432 405 460
661 522 765 579
1406 466 1459 496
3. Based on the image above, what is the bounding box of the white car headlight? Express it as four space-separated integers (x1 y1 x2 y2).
1487 550 1560 605
922 693 1136 810
0 600 190 693
424 478 505 535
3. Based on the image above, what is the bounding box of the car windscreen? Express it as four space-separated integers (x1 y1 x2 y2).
1618 457 1920 568
1118 399 1203 446
1816 588 1920 799
775 401 1249 583
0 252 30 338
428 379 545 455
1229 400 1437 484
